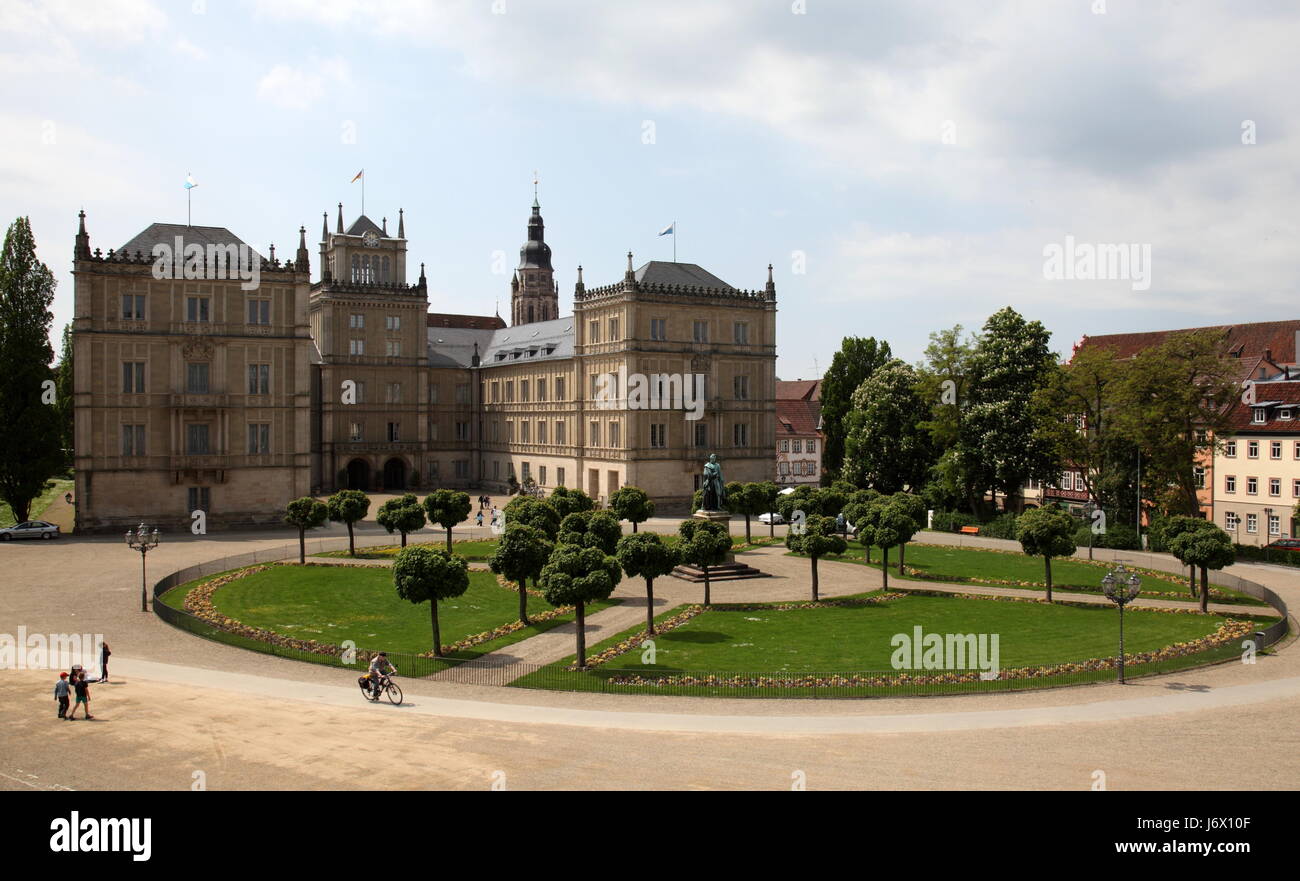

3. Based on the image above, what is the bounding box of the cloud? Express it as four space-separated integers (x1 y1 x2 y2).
255 58 352 110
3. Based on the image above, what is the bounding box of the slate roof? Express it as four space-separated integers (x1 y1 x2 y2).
426 312 506 330
777 399 821 436
345 215 385 238
426 315 576 368
634 261 733 290
425 326 497 368
118 223 263 261
777 379 821 402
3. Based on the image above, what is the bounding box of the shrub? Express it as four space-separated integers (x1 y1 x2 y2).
980 512 1020 540
1098 522 1140 550
931 511 979 533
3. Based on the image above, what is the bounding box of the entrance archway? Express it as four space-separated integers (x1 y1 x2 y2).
346 458 370 491
383 457 407 491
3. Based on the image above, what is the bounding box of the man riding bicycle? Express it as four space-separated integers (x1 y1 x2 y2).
367 652 396 700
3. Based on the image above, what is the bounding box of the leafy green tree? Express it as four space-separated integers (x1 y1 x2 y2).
774 485 818 522
615 532 681 635
54 322 73 467
958 308 1062 514
538 543 622 668
1112 329 1239 517
0 217 62 524
375 493 426 547
815 486 849 519
756 481 779 537
393 546 470 656
1166 518 1235 611
858 496 917 589
915 325 977 513
784 513 846 601
284 496 328 563
609 485 654 532
887 493 927 572
326 489 370 557
725 482 768 544
843 360 936 494
677 518 732 605
820 336 893 478
841 489 881 564
423 489 472 552
503 496 561 540
489 523 553 624
547 486 595 519
557 510 622 555
1014 506 1077 602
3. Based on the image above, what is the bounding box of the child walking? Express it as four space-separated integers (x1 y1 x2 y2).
54 672 70 719
66 671 93 720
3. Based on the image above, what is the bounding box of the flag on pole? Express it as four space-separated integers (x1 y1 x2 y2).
184 173 198 190
658 222 675 236
351 169 364 183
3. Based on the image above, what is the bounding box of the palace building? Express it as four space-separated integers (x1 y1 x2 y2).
70 195 778 531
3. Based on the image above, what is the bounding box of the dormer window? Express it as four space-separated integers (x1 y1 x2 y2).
1280 409 1293 420
1252 407 1267 423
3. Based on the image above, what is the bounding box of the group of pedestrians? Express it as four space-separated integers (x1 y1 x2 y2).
53 641 109 721
475 496 499 530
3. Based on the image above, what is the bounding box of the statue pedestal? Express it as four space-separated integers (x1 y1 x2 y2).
693 509 731 524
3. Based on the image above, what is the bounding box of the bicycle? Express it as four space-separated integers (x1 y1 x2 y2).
358 672 403 705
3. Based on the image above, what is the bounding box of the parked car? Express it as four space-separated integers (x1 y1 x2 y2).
1263 538 1300 554
0 520 60 541
758 511 786 525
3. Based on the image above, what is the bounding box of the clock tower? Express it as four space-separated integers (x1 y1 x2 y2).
511 192 558 325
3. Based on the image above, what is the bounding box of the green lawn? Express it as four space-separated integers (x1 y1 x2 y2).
314 538 500 561
792 541 1265 606
0 477 74 527
191 563 616 657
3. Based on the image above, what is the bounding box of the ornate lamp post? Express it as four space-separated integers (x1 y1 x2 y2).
125 523 161 612
1101 564 1142 683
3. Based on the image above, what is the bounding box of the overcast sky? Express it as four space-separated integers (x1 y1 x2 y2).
3 0 1297 376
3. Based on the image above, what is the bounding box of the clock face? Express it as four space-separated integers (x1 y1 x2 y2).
363 230 380 247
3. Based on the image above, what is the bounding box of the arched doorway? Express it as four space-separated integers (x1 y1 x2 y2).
346 458 370 491
383 457 406 491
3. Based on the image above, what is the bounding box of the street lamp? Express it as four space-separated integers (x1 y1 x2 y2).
1101 564 1142 683
125 523 161 612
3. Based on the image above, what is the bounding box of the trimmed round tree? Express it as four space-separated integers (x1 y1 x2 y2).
756 481 779 538
503 496 561 540
859 496 914 589
284 496 328 563
547 486 596 519
376 493 426 548
1169 524 1235 613
785 513 846 601
326 488 370 557
888 492 928 572
728 482 769 544
489 523 553 625
610 485 655 532
775 485 818 523
1161 515 1216 598
677 518 732 605
538 543 622 668
1015 506 1077 602
423 489 472 552
557 510 621 555
841 489 881 564
615 532 681 635
392 546 470 656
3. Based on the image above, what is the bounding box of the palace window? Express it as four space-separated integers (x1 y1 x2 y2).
247 299 270 325
122 362 145 394
122 294 145 320
734 375 750 400
429 384 440 404
649 423 666 448
120 424 146 457
733 423 749 447
386 341 401 357
734 322 749 344
536 379 547 401
693 320 709 343
557 467 566 487
455 383 470 404
609 318 620 341
247 364 270 395
350 313 365 329
385 383 402 404
556 421 566 444
187 487 211 512
455 421 470 441
186 362 210 394
537 421 547 444
520 380 530 402
539 466 547 486
247 423 270 454
650 318 666 341
186 296 210 322
609 422 620 448
350 339 365 355
589 421 600 447
589 321 600 344
185 424 210 455
694 422 707 448
386 315 400 331
349 422 363 441
555 377 566 400
387 422 400 442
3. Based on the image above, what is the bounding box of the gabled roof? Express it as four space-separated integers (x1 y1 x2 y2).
777 399 821 436
634 261 733 290
426 315 577 368
426 313 505 330
1223 380 1300 432
119 223 263 261
777 379 821 402
1076 320 1300 364
345 215 385 238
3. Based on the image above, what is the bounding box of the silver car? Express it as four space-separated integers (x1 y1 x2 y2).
0 520 60 541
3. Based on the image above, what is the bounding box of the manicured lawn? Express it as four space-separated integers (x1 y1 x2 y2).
314 538 500 561
200 563 616 656
792 541 1266 606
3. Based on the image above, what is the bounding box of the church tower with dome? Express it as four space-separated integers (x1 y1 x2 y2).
510 190 558 326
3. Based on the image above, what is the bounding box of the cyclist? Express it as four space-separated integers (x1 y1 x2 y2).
367 652 396 700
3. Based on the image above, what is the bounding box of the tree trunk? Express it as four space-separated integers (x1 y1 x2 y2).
811 555 819 601
445 526 453 553
703 566 711 606
298 528 306 564
744 514 752 544
864 542 871 564
645 577 655 635
1044 556 1053 603
1188 565 1196 598
1200 566 1209 614
769 514 775 538
518 579 529 625
401 531 408 548
430 600 443 657
632 520 638 533
899 541 906 573
575 601 587 668
882 547 890 590
347 522 355 557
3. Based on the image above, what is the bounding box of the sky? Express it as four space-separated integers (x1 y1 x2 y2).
3 0 1298 378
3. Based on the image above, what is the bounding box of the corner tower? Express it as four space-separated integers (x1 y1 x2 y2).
512 191 557 325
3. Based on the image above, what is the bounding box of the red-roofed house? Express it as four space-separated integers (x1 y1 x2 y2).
1211 374 1300 545
776 379 822 485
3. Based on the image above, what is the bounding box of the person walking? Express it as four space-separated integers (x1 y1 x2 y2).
54 672 70 719
475 510 483 528
99 641 111 683
67 671 93 720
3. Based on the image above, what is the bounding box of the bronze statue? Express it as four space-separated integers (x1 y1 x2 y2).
701 453 726 510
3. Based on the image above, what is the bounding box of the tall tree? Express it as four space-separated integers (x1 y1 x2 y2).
1014 506 1077 603
1112 329 1239 517
615 532 681 635
820 336 893 478
886 492 927 573
489 523 553 625
376 493 426 547
284 496 328 563
393 546 470 656
0 217 62 523
724 482 768 544
756 481 779 537
842 360 935 494
538 543 622 668
423 489 472 552
609 485 654 532
958 308 1061 514
784 513 846 601
915 325 978 514
677 518 732 606
54 322 74 467
326 489 370 557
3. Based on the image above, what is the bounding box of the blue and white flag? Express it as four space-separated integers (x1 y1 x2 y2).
658 222 675 236
184 173 198 190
